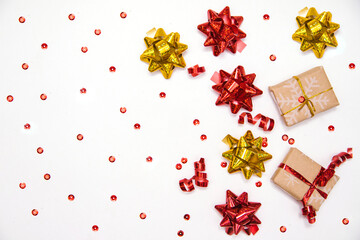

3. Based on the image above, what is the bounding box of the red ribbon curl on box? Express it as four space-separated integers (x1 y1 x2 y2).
238 112 275 131
179 158 208 192
278 148 353 223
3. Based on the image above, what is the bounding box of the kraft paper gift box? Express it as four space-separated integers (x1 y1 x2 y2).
271 147 339 211
269 66 339 126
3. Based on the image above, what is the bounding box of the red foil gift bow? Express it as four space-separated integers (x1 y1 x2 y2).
278 148 353 223
188 64 206 77
179 158 208 192
238 112 275 131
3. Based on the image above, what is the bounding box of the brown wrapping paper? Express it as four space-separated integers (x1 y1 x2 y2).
272 148 339 211
269 66 339 126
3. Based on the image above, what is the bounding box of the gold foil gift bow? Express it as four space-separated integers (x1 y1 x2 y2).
281 76 333 117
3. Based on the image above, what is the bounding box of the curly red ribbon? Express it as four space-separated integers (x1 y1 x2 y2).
278 148 353 223
179 158 208 192
188 65 205 77
238 112 275 131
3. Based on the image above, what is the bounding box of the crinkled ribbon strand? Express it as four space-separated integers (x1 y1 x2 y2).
279 148 353 223
179 158 208 192
238 112 275 131
282 76 333 117
188 65 206 77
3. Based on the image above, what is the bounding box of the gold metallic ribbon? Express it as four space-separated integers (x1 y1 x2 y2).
282 76 332 117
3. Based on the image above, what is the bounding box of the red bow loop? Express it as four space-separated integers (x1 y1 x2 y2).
179 158 208 192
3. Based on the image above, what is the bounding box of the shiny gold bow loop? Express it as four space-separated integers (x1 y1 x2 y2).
282 76 332 117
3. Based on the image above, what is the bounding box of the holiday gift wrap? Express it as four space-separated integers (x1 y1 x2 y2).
269 66 339 126
271 147 339 211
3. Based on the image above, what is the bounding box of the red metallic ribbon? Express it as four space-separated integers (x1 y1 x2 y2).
188 64 206 77
238 112 275 131
278 148 353 223
179 158 208 192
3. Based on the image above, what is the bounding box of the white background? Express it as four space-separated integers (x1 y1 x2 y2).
0 0 359 239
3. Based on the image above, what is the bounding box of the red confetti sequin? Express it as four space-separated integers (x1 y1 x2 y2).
221 162 227 168
37 147 43 154
110 195 117 201
263 14 270 20
262 142 268 148
176 163 182 170
298 96 305 103
44 173 51 180
19 183 26 189
140 212 146 219
7 95 14 102
109 156 115 163
77 134 83 141
19 16 25 23
200 134 207 141
22 63 29 70
282 134 288 141
68 14 75 21
68 194 75 201
94 29 101 35
288 138 295 145
41 43 48 49
193 119 200 125
146 156 152 162
120 107 127 113
80 88 86 94
280 226 287 233
159 92 166 98
92 225 99 231
32 209 38 216
177 230 184 237
181 158 187 164
342 218 349 225
120 12 127 18
184 214 190 220
40 94 47 100
134 123 140 129
328 125 335 131
270 54 276 61
256 181 262 187
24 123 30 129
109 66 116 72
349 63 355 69
81 47 88 53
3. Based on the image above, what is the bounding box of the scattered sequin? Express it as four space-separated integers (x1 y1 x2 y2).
193 119 200 125
37 147 43 154
19 183 26 189
140 212 146 219
184 214 190 220
109 156 116 163
298 96 305 103
200 134 207 141
110 195 117 201
134 123 140 129
256 181 262 187
280 226 287 233
177 230 184 237
159 92 166 98
263 14 270 20
120 107 127 113
24 123 31 129
288 138 295 145
41 43 48 49
94 29 101 35
68 194 75 201
81 47 88 53
221 162 227 168
328 125 335 131
146 156 152 162
19 16 26 23
270 54 276 61
282 134 288 141
349 63 355 69
262 142 268 148
77 134 83 141
40 94 47 100
109 66 116 72
181 158 187 164
44 173 51 180
176 163 182 170
32 209 38 216
22 63 29 70
92 225 99 231
342 218 349 225
7 95 14 102
120 12 127 18
80 88 86 94
68 14 75 21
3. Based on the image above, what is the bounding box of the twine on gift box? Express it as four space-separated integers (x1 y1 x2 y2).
281 76 333 117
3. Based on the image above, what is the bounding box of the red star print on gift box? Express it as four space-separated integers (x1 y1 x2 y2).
215 190 261 236
198 6 246 56
212 65 262 113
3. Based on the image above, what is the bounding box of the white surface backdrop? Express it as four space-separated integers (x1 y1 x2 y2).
0 0 359 239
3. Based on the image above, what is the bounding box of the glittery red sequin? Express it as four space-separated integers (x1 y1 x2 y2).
256 181 262 187
109 156 115 163
221 162 227 168
7 95 14 102
181 158 187 164
262 142 268 147
77 134 83 141
184 214 190 220
349 63 355 69
32 209 38 216
110 195 117 201
19 183 26 189
140 212 146 219
37 147 43 154
200 134 207 141
193 119 200 125
68 14 75 21
328 125 335 131
298 96 305 103
92 225 99 231
68 194 75 201
134 123 140 129
80 88 86 94
22 63 29 70
120 12 127 18
19 16 26 23
288 138 295 145
109 66 116 72
24 123 30 129
41 43 48 49
280 226 286 232
146 156 152 162
177 230 184 237
120 107 127 113
342 218 349 225
282 134 288 141
81 47 88 53
94 29 101 35
270 54 276 61
176 163 182 170
44 173 51 180
263 14 270 20
159 92 166 98
40 94 47 100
